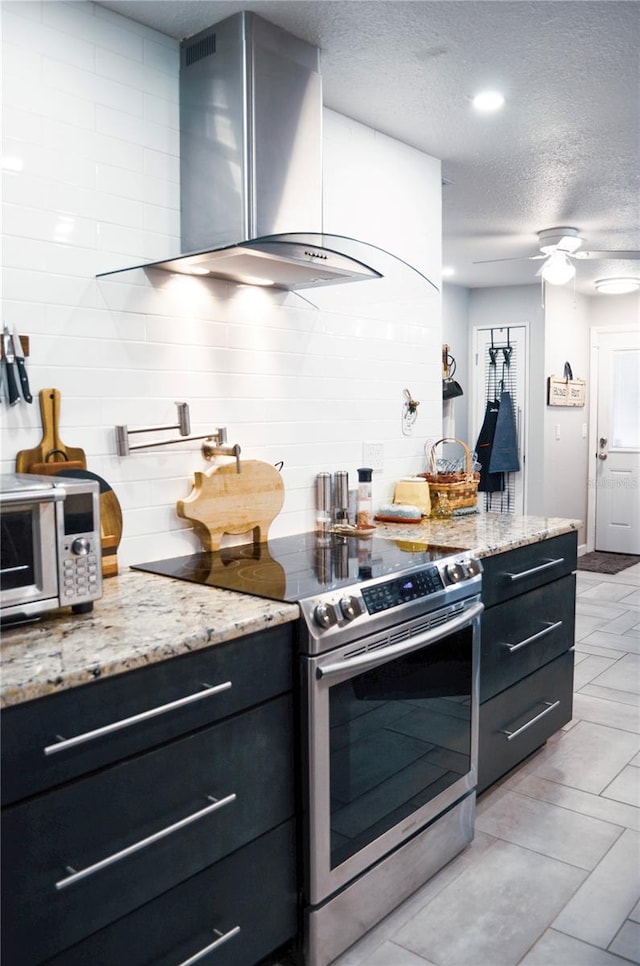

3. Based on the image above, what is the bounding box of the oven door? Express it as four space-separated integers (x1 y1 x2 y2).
303 598 482 906
0 499 59 616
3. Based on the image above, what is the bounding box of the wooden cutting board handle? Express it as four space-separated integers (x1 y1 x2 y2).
16 389 87 474
177 460 284 552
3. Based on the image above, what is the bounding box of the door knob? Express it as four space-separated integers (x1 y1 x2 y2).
598 452 608 460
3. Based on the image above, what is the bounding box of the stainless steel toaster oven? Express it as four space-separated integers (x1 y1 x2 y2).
0 473 102 626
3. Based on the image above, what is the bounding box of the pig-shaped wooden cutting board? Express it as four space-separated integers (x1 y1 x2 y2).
176 460 284 551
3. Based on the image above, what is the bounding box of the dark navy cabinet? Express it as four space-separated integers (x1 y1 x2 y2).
1 624 297 966
478 532 577 793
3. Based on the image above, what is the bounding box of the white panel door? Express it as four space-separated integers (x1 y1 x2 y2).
594 328 640 553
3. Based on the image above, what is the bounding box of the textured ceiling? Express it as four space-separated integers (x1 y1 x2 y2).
97 0 640 293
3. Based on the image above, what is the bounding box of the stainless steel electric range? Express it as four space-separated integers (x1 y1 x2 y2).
133 531 483 966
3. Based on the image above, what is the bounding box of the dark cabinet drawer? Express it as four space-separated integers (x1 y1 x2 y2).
481 532 577 608
1 623 293 805
45 821 297 966
480 574 576 702
1 695 294 965
478 650 574 793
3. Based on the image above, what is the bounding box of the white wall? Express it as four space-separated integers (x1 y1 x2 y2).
442 283 470 442
542 286 591 529
1 1 443 566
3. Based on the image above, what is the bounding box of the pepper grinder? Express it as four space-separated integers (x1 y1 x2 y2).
333 470 349 524
356 467 373 527
315 472 332 535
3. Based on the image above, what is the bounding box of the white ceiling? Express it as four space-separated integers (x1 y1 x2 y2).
97 0 640 294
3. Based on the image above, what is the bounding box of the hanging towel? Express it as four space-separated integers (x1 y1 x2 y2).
489 389 520 474
475 399 504 492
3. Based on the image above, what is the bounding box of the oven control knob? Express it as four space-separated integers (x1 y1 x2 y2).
71 537 91 556
466 557 482 577
446 562 466 584
314 602 338 629
340 595 363 621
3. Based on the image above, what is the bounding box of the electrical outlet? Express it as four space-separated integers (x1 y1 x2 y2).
363 442 384 472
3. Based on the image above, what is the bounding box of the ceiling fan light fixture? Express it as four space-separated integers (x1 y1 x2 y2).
595 277 640 295
472 90 505 113
540 251 576 285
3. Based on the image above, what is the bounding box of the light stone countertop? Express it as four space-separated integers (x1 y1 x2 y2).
1 513 580 709
0 569 299 709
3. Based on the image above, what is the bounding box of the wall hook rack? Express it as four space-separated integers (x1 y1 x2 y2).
115 402 234 461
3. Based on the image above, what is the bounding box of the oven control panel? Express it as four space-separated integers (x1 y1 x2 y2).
306 556 482 633
362 566 443 614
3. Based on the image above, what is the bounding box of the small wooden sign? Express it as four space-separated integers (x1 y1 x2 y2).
547 376 586 407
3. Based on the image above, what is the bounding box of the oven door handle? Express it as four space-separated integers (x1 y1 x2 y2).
316 600 484 680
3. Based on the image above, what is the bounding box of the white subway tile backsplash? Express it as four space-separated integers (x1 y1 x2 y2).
142 37 180 76
143 147 180 183
96 104 179 155
95 46 178 103
44 0 143 61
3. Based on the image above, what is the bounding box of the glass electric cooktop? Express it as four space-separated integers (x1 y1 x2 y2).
132 531 465 604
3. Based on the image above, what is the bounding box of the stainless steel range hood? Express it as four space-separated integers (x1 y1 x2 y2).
98 12 383 290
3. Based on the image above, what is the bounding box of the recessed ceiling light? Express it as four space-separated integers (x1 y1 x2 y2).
472 90 505 113
595 277 640 295
442 266 455 278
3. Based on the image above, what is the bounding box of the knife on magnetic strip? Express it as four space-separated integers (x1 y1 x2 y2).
2 325 20 406
12 327 32 403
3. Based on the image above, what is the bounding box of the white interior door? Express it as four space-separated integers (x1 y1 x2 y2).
471 325 528 514
593 327 640 553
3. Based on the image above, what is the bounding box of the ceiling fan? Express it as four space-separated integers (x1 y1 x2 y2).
475 227 640 286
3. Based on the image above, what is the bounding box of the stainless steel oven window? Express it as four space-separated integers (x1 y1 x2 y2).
304 601 481 906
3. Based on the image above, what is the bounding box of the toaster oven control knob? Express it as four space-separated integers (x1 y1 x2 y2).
314 602 338 629
340 595 363 621
71 537 91 556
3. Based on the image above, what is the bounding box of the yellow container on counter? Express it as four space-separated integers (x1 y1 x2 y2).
393 478 431 517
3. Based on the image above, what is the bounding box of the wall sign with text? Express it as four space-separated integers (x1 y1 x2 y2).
547 376 586 407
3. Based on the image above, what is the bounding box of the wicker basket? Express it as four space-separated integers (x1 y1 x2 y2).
421 437 479 515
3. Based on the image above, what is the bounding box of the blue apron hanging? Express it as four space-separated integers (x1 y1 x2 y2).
489 388 520 473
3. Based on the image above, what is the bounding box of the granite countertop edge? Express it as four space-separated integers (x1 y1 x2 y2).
0 514 581 708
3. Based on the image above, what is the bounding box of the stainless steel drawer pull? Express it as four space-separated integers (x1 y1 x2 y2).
44 681 232 756
55 793 236 891
503 620 563 653
506 558 564 582
177 925 241 966
501 700 560 741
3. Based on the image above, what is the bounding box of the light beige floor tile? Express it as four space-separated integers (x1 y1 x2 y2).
575 599 628 620
509 774 640 832
572 691 640 734
580 683 640 708
349 941 437 966
581 583 640 604
475 790 624 870
531 721 640 794
602 765 640 807
580 632 640 656
604 611 640 636
518 927 633 965
552 829 640 948
629 899 640 923
590 654 640 696
573 655 619 690
394 841 586 966
608 920 640 963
